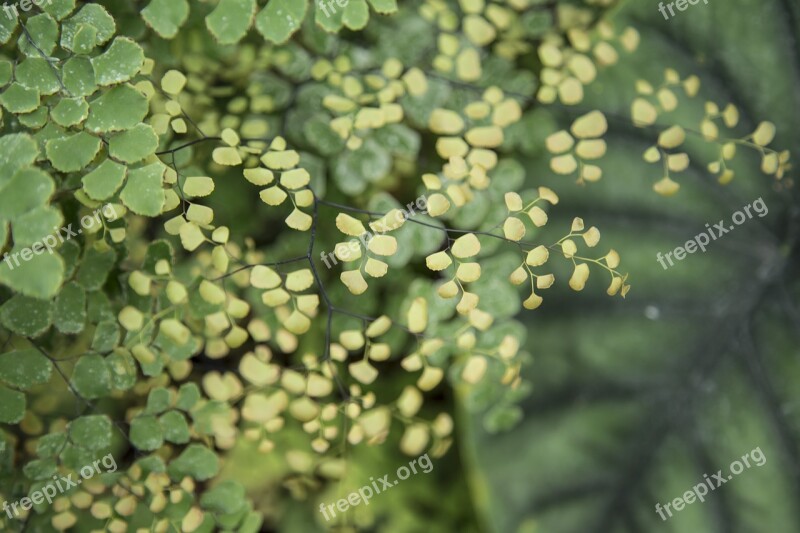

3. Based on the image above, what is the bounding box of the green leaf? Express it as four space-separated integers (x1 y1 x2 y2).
481 403 522 433
61 4 116 51
90 37 144 86
63 56 98 97
206 0 256 44
200 480 246 514
41 0 77 21
0 294 53 337
0 60 12 86
106 349 136 391
401 77 450 128
367 0 397 13
11 206 63 247
0 82 40 114
82 159 127 201
190 400 229 436
217 506 254 530
23 457 57 480
168 443 220 481
142 0 190 39
145 387 171 415
238 513 264 533
36 432 67 457
61 442 96 470
0 8 17 44
71 353 112 399
372 124 420 158
15 58 60 95
333 138 391 194
0 349 51 391
17 13 58 57
119 162 166 216
68 415 112 450
0 168 54 219
85 84 148 133
303 116 344 156
91 320 120 352
45 131 102 172
156 330 200 362
86 290 113 322
315 0 344 32
0 385 25 424
0 134 39 189
75 245 116 291
135 455 166 475
175 382 200 411
255 0 307 44
18 106 49 129
130 415 164 451
160 411 190 444
109 124 158 164
71 23 98 55
521 10 552 38
30 124 63 151
51 97 89 127
343 0 369 30
0 249 64 299
54 282 87 334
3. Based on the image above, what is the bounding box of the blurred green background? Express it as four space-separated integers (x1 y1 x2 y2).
463 0 800 532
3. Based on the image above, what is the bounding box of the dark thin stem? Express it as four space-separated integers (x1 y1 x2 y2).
210 256 308 282
18 19 68 95
156 137 222 156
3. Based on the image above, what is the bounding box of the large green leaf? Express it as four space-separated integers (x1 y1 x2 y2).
0 295 53 337
0 134 39 190
0 168 54 219
68 415 112 450
109 124 158 164
45 131 102 172
15 57 60 95
256 0 307 44
12 207 63 247
119 162 166 216
82 159 127 201
53 282 87 334
205 0 256 45
463 1 800 532
130 415 165 451
85 84 148 133
0 82 40 114
60 4 115 50
168 443 220 481
90 36 144 86
0 249 64 299
142 0 189 39
0 349 52 390
0 385 25 424
71 353 112 399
